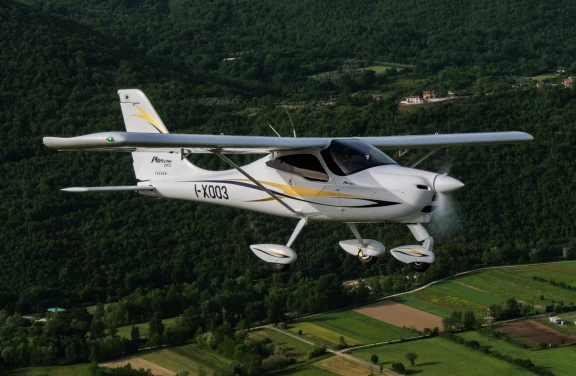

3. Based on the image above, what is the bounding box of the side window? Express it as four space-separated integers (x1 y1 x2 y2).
266 154 329 182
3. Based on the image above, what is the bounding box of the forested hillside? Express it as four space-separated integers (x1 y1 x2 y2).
1 0 575 372
19 0 576 77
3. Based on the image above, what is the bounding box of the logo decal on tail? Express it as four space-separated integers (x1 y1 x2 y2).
131 106 168 134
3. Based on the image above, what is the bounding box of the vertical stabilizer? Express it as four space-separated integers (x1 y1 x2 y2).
117 89 202 181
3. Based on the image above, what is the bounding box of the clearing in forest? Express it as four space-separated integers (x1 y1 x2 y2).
354 299 443 331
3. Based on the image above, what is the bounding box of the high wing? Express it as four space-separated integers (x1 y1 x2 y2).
43 131 533 154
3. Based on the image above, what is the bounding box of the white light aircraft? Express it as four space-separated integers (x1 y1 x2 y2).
44 89 533 272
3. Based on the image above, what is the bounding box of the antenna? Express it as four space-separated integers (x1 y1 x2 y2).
268 124 282 138
283 106 297 138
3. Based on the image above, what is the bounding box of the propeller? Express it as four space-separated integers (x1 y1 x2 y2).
431 152 462 238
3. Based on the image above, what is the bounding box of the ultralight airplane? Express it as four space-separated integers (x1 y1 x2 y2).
43 89 533 272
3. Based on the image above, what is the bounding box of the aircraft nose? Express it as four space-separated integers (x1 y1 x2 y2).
434 174 465 193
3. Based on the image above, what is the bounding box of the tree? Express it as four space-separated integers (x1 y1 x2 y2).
392 362 405 374
405 352 418 366
148 313 164 338
370 354 379 364
463 311 476 329
442 317 453 332
130 326 140 342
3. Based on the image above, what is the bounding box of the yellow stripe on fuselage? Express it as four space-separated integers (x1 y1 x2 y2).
235 179 368 199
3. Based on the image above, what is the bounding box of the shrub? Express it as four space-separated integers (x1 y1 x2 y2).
262 354 292 370
277 322 287 329
297 329 302 335
307 345 327 359
370 354 379 364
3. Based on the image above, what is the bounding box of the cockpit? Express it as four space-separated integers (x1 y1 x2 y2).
320 139 397 176
266 139 397 181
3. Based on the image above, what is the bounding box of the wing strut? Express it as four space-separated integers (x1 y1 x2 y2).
212 152 307 219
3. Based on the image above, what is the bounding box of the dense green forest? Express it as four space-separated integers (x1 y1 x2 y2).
0 0 575 372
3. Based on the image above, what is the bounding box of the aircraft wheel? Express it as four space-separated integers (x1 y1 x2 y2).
358 250 377 265
271 263 290 273
411 262 430 272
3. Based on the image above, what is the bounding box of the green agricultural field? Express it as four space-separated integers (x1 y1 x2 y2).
352 337 530 375
456 265 576 306
251 328 316 360
169 344 233 369
276 363 340 376
287 321 362 347
457 330 576 375
391 295 454 318
4 364 92 376
290 310 414 347
139 348 211 375
409 280 504 317
117 317 179 339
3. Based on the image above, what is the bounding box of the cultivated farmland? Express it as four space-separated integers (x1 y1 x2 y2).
289 310 414 347
314 356 382 376
457 330 576 375
250 328 316 361
354 299 443 331
4 364 91 376
100 355 175 376
497 319 576 346
396 262 576 318
455 264 576 306
351 337 530 376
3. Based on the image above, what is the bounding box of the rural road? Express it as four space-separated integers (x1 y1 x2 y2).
268 325 401 375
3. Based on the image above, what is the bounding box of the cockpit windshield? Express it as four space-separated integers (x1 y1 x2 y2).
320 139 397 176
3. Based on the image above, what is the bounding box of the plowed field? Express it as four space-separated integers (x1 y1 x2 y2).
100 355 175 376
498 319 576 345
354 299 443 331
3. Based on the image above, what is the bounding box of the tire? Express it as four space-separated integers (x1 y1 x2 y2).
411 262 430 272
271 263 290 273
358 250 377 265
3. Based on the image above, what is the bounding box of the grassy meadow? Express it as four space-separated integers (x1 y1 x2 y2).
116 317 180 339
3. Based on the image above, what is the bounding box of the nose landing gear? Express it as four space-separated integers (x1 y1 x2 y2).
390 224 435 273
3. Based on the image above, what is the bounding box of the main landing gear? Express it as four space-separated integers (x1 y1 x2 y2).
339 223 435 272
249 217 308 273
339 223 386 265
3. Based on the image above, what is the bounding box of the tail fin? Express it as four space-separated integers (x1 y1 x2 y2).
117 89 201 181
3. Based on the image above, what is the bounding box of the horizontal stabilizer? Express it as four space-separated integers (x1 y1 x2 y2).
62 186 155 193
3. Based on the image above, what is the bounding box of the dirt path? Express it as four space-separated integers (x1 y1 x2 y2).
268 326 401 375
